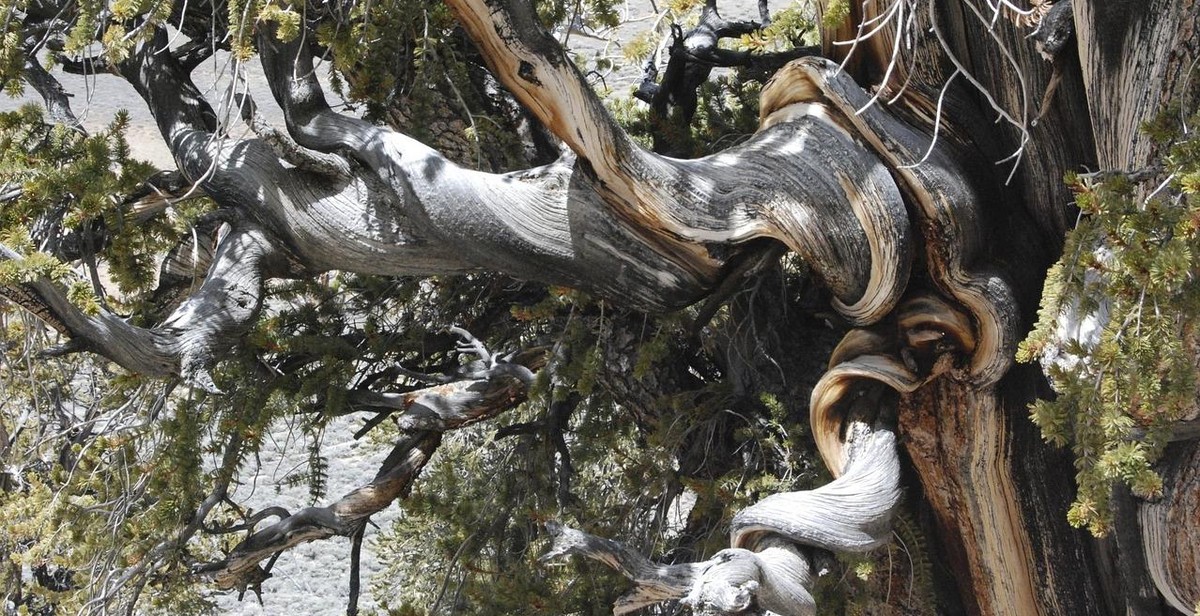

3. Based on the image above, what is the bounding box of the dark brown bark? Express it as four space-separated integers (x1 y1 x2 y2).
813 1 1198 614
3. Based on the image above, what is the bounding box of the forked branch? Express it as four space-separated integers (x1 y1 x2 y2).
194 333 547 593
0 222 285 389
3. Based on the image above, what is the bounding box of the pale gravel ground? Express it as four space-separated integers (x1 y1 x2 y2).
0 1 764 613
204 415 395 616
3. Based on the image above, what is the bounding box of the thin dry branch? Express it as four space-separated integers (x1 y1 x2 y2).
193 333 547 594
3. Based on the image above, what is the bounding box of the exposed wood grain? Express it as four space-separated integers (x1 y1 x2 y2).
545 423 899 616
900 381 1042 616
10 1 1197 614
1074 0 1198 172
1139 441 1200 614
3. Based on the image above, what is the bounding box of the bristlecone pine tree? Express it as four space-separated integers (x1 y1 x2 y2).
1 0 1198 614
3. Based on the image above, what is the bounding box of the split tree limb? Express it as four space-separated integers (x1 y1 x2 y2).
194 332 546 592
543 526 819 616
194 431 441 594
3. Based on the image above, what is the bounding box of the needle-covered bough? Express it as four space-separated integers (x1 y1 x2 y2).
0 0 1011 610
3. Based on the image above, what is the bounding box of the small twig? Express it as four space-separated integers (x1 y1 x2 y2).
347 523 365 616
430 530 478 615
450 326 492 365
1075 165 1163 185
203 506 292 535
688 244 786 341
352 408 395 439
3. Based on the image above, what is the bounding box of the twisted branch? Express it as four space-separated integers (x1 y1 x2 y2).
193 332 546 593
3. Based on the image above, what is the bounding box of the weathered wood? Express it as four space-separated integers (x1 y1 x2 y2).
196 335 543 591
1139 441 1200 614
1 222 282 390
543 528 817 616
9 0 1199 613
195 432 441 592
1074 0 1198 173
8 6 922 387
731 423 901 554
803 2 1195 613
901 381 1043 616
541 522 707 615
434 0 916 324
545 422 899 616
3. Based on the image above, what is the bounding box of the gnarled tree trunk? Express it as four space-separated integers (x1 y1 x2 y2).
811 1 1198 614
5 0 1199 613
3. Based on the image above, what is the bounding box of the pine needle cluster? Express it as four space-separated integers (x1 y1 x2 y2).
1019 102 1200 536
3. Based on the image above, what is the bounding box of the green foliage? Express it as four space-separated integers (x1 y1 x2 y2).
52 0 173 63
370 400 634 615
226 0 307 59
0 2 869 614
257 2 304 43
1019 103 1200 536
610 74 763 157
809 508 935 616
739 4 819 51
0 102 235 612
0 24 24 95
0 347 228 612
536 0 621 31
822 0 851 29
0 250 73 284
621 30 657 65
0 273 372 611
0 106 193 303
341 271 834 615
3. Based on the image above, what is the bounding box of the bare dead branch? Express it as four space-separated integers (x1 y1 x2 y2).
21 49 83 131
195 335 546 592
